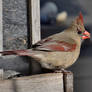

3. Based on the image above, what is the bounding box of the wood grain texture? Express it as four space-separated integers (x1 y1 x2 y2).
0 0 3 52
63 72 73 92
0 73 64 92
28 0 41 45
0 69 4 80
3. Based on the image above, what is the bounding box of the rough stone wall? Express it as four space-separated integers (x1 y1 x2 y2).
3 0 27 50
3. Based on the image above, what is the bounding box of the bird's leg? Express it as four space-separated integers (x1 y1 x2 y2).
54 68 71 74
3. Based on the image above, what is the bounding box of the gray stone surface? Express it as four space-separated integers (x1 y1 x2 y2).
3 0 27 50
0 55 30 74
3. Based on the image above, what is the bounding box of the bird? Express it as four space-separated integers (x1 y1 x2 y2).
0 12 90 71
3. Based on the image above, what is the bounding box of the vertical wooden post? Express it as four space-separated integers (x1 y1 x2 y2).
0 0 3 52
0 69 4 80
27 0 41 48
63 72 73 92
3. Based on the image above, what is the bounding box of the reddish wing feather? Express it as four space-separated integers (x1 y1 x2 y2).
36 40 76 52
0 50 30 55
0 37 76 56
57 41 76 51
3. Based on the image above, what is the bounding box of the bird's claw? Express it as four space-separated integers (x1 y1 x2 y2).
55 69 72 74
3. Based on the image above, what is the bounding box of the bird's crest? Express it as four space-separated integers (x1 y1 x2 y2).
76 12 84 25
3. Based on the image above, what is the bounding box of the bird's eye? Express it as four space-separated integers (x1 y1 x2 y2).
77 28 82 34
78 31 82 34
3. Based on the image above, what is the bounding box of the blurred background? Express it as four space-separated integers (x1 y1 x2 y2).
40 0 92 92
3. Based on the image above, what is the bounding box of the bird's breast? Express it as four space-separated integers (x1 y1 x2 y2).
37 47 80 69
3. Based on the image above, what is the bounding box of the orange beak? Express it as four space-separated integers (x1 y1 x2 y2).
82 30 90 40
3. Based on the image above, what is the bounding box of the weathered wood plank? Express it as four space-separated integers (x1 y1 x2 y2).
28 0 41 46
0 0 3 52
0 73 64 92
0 69 4 80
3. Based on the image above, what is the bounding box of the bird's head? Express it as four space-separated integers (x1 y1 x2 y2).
72 12 90 40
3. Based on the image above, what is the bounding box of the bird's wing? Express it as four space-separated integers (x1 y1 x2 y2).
0 37 76 56
33 37 76 52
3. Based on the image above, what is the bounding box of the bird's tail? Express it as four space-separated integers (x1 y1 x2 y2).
0 49 29 56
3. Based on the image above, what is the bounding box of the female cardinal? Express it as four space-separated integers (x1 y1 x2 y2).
0 13 90 70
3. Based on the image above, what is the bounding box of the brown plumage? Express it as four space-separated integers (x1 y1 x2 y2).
0 12 90 69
